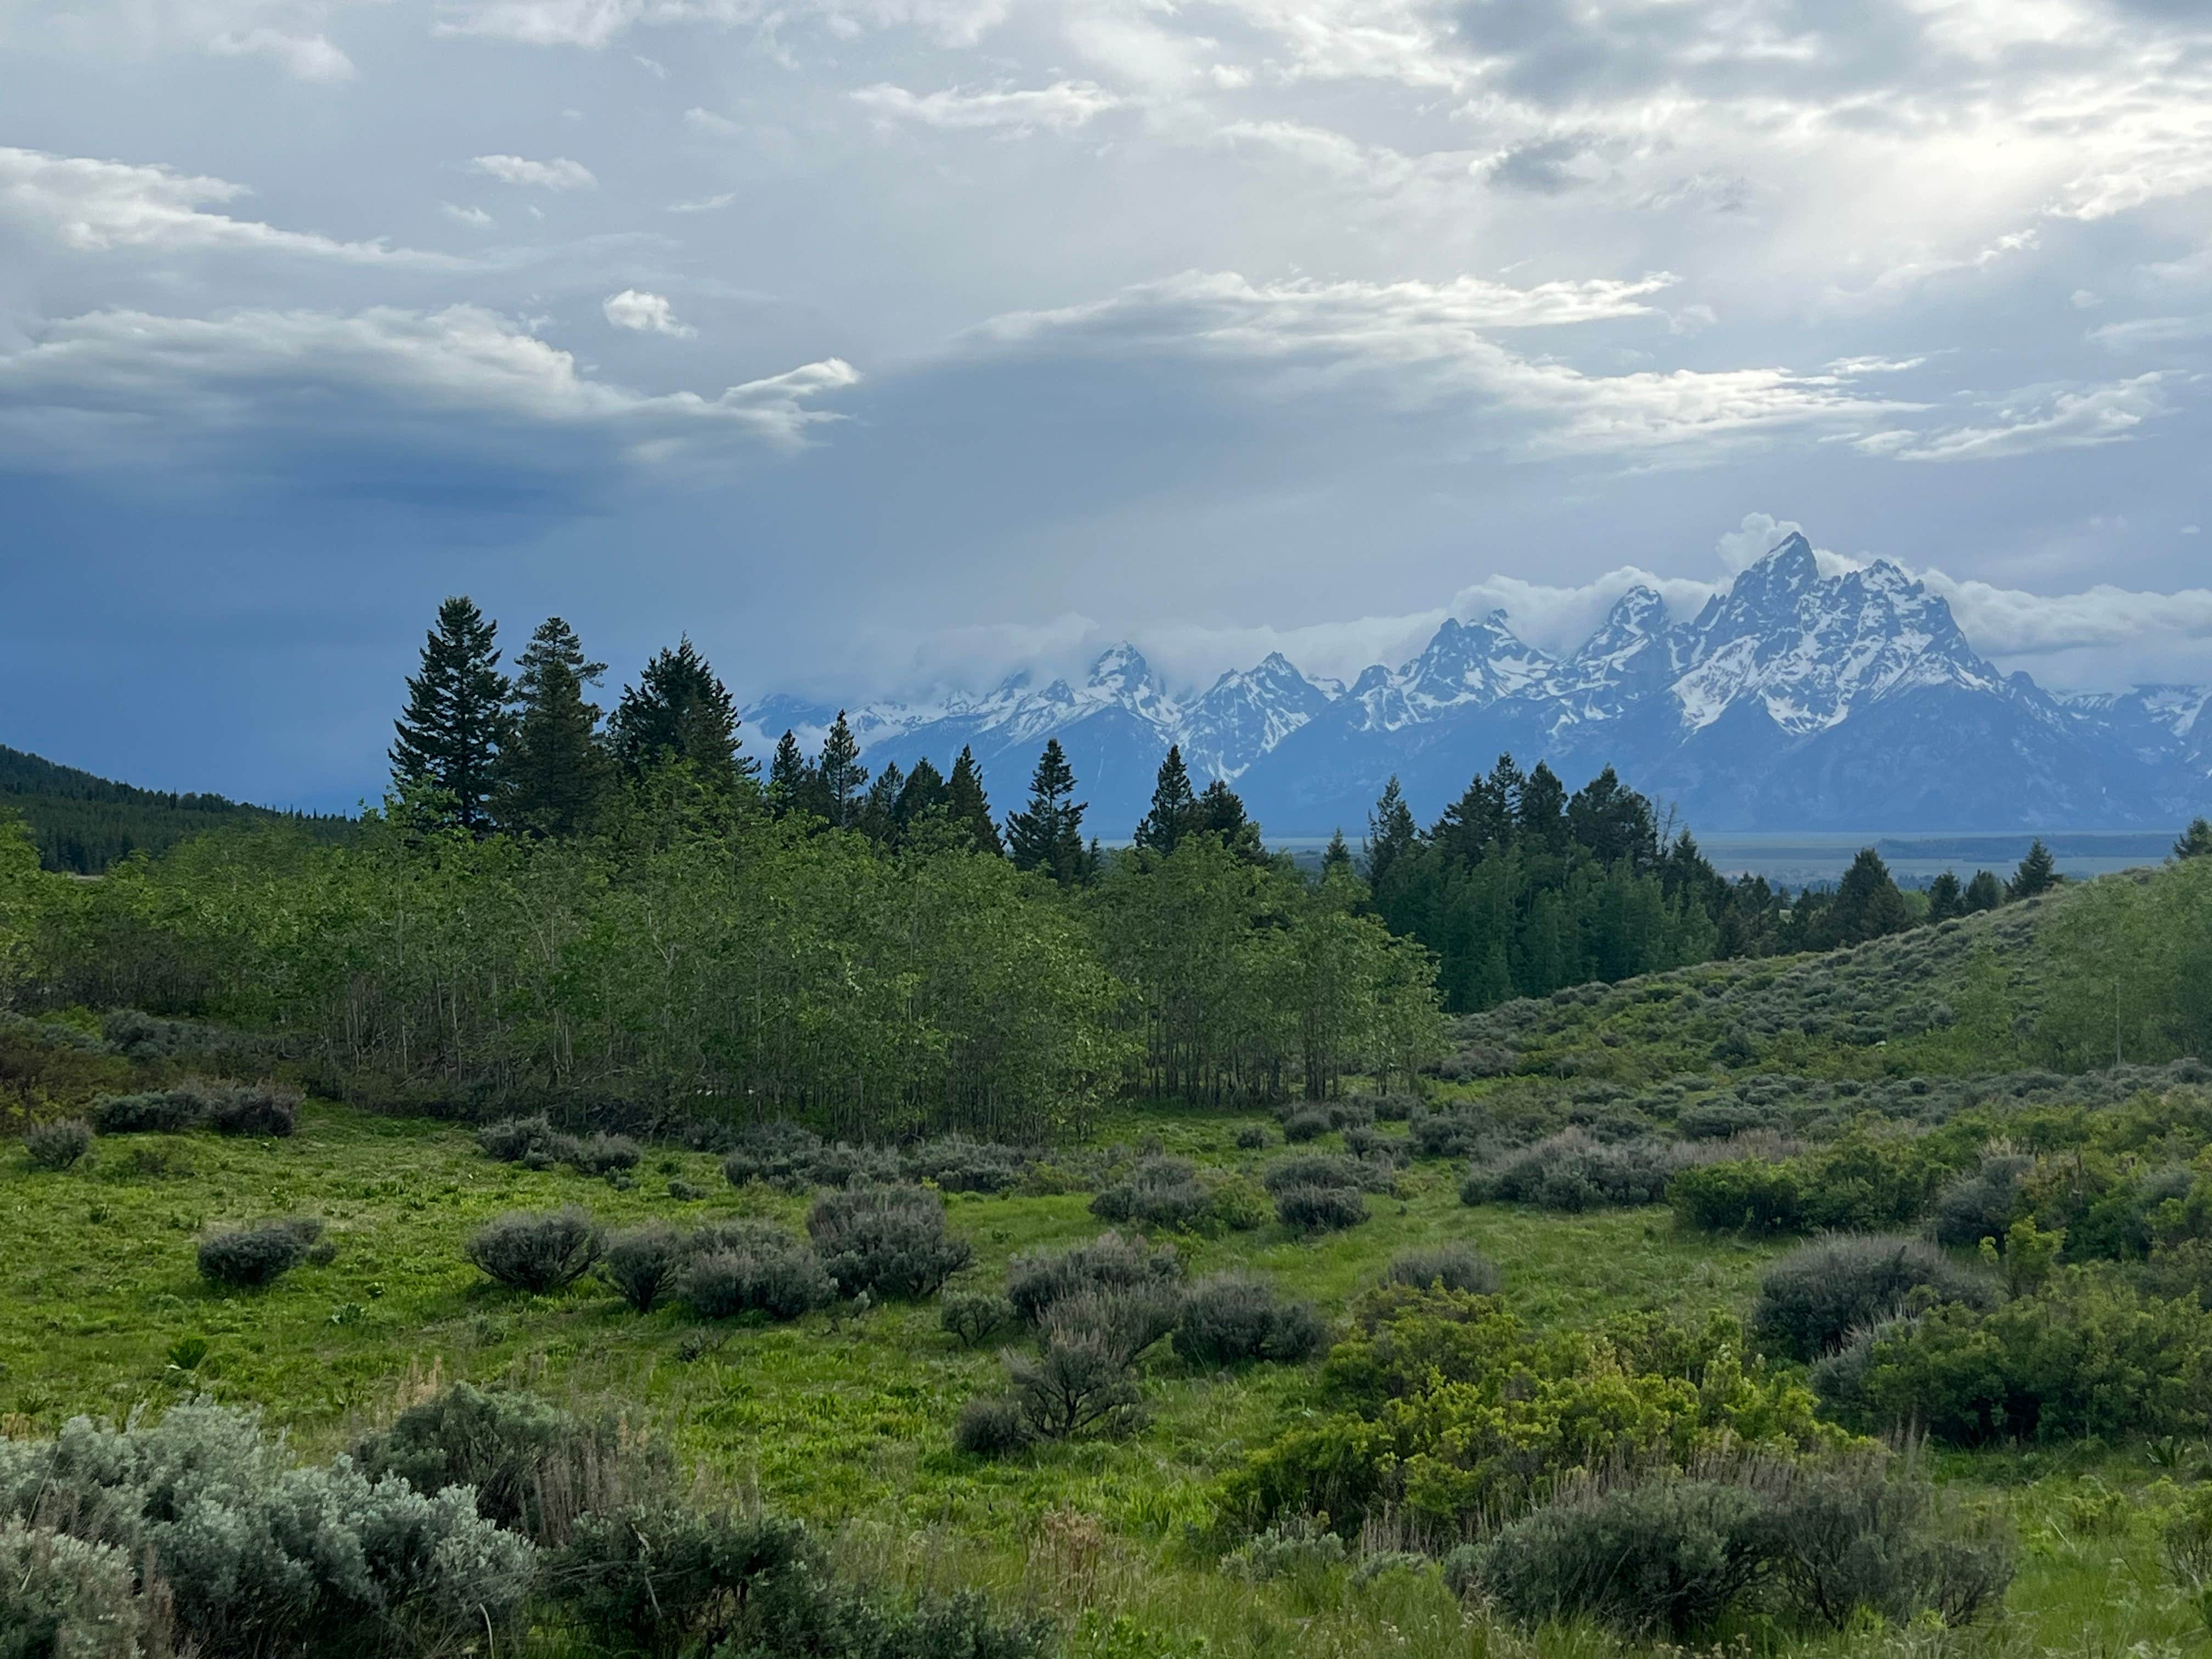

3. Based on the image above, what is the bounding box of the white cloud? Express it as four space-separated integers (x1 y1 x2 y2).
0 147 448 263
440 202 495 227
0 306 856 461
1826 355 1925 375
468 154 597 189
684 106 741 136
1920 569 2212 660
603 287 695 336
668 190 738 213
1716 511 1805 573
851 81 1122 132
1868 374 2171 463
2088 315 2212 350
207 26 355 80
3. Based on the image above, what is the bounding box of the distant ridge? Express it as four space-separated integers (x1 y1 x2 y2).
748 533 2212 836
1 744 352 874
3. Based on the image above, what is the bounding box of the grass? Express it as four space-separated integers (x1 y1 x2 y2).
6 1086 2211 1654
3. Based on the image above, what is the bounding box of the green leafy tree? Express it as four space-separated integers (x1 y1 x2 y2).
608 639 754 794
1005 739 1087 886
2008 839 2059 900
946 747 1002 856
496 617 610 838
1925 870 1963 924
390 595 511 834
1135 746 1197 854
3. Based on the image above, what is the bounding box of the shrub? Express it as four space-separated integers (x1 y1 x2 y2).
24 1119 92 1171
1281 1105 1330 1143
908 1135 1029 1194
1045 1283 1184 1366
952 1396 1033 1457
574 1132 641 1175
1929 1153 2034 1249
197 1217 323 1288
1276 1183 1367 1232
1234 1123 1269 1150
940 1291 1014 1348
679 1223 836 1320
478 1113 557 1163
201 1081 300 1137
1207 1175 1274 1233
467 1207 601 1293
0 1518 141 1659
1219 1516 1347 1582
667 1177 704 1201
1407 1107 1488 1160
1362 1092 1419 1123
1751 1234 1995 1361
1672 1131 1954 1236
807 1185 971 1299
1007 1332 1143 1440
1263 1152 1393 1195
87 1088 199 1135
1765 1455 2014 1629
1384 1243 1500 1296
1460 1130 1694 1212
601 1222 686 1312
1089 1155 1212 1231
1173 1275 1326 1366
1006 1232 1183 1327
551 1504 811 1656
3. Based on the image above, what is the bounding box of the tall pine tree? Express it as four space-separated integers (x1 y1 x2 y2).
1926 870 1963 923
1005 738 1087 885
1193 778 1267 865
390 595 510 835
1135 745 1197 853
815 713 867 828
608 638 754 793
946 747 1002 855
496 616 610 839
1322 828 1354 878
893 758 949 836
2008 839 2059 899
766 730 811 819
2178 819 2212 860
1825 847 1912 946
1364 777 1417 888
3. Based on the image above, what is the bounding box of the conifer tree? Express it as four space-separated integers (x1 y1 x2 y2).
496 616 610 839
1194 778 1267 865
1322 828 1353 878
1962 869 2004 913
608 639 754 793
2177 819 2212 860
2008 839 2059 900
946 747 1002 855
815 713 867 828
1005 738 1087 885
1135 746 1197 854
1926 870 1963 924
1364 777 1417 888
892 758 949 836
766 731 811 819
390 595 511 834
855 763 901 844
1827 847 1912 945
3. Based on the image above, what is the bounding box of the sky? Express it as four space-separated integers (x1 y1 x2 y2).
2 0 2210 810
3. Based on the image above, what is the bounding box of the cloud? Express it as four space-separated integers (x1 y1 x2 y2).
1826 355 1926 375
1715 511 1805 572
1920 569 2212 660
1865 375 2172 463
0 147 449 263
1486 136 1593 195
667 190 738 213
2089 315 2212 350
207 26 355 80
441 202 495 227
850 81 1122 132
0 306 857 469
684 106 741 136
468 154 597 189
603 287 695 335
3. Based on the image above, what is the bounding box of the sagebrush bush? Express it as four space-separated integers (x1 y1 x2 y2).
600 1222 686 1312
907 1135 1029 1194
1751 1234 1995 1361
807 1185 971 1299
952 1395 1034 1457
1929 1153 2034 1249
467 1207 602 1294
23 1119 92 1171
197 1217 323 1288
0 1518 141 1658
1384 1242 1500 1296
1407 1106 1489 1160
478 1114 557 1163
1220 1516 1347 1583
1341 1125 1385 1158
940 1290 1014 1348
1275 1183 1367 1233
1360 1092 1419 1122
679 1223 836 1320
1262 1152 1393 1196
719 1123 908 1192
201 1080 300 1137
574 1132 641 1176
1234 1123 1270 1150
1459 1129 1697 1212
87 1088 199 1135
1173 1274 1325 1366
1088 1155 1213 1231
1005 1231 1183 1328
1043 1283 1183 1367
1281 1105 1330 1143
1006 1331 1143 1440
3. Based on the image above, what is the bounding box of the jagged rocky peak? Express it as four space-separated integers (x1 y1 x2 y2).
1086 643 1154 692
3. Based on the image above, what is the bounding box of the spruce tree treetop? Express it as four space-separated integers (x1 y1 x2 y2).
2008 839 2059 900
1962 869 2005 912
496 615 609 839
1926 870 1963 924
946 746 1003 856
1135 745 1196 854
1193 778 1268 865
766 730 809 819
608 638 755 794
815 712 867 829
390 595 510 835
1322 828 1354 878
2176 819 2212 860
1365 776 1417 887
1005 737 1087 886
1828 847 1912 946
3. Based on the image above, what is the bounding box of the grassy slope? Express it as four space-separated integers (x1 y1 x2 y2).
5 879 2208 1655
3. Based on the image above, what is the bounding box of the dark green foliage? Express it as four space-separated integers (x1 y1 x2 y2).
1172 1274 1325 1365
201 1080 299 1136
907 1135 1029 1194
1962 869 2005 912
1384 1243 1500 1296
1135 745 1197 854
815 712 867 828
1820 849 1914 949
1930 1153 2034 1248
953 1395 1034 1457
1262 1152 1393 1195
607 637 753 793
1925 870 1963 923
1281 1105 1329 1143
2178 818 2212 860
1750 1234 1994 1361
390 594 511 834
1089 1155 1212 1231
497 616 612 837
1670 1130 1954 1235
479 1113 558 1163
940 1290 1015 1347
1004 739 1088 887
22 1119 91 1170
946 746 1003 856
1275 1183 1367 1232
807 1185 972 1299
467 1207 601 1293
1005 1232 1183 1328
574 1131 641 1175
1460 1130 1695 1211
89 1078 297 1137
679 1223 837 1320
1233 1122 1269 1150
721 1123 903 1192
1006 1331 1144 1440
601 1222 686 1312
1407 1105 1488 1159
2009 838 2059 899
196 1217 323 1288
551 1505 811 1657
1470 1477 1774 1638
667 1178 704 1201
88 1088 200 1134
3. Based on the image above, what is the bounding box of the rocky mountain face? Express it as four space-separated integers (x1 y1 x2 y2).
746 534 2212 836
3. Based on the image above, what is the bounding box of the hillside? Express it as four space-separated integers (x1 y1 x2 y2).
0 742 352 873
7 857 2212 1656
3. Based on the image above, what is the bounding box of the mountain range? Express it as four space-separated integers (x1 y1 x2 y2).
745 534 2212 838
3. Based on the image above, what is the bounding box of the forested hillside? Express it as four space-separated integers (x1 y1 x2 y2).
0 742 351 874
